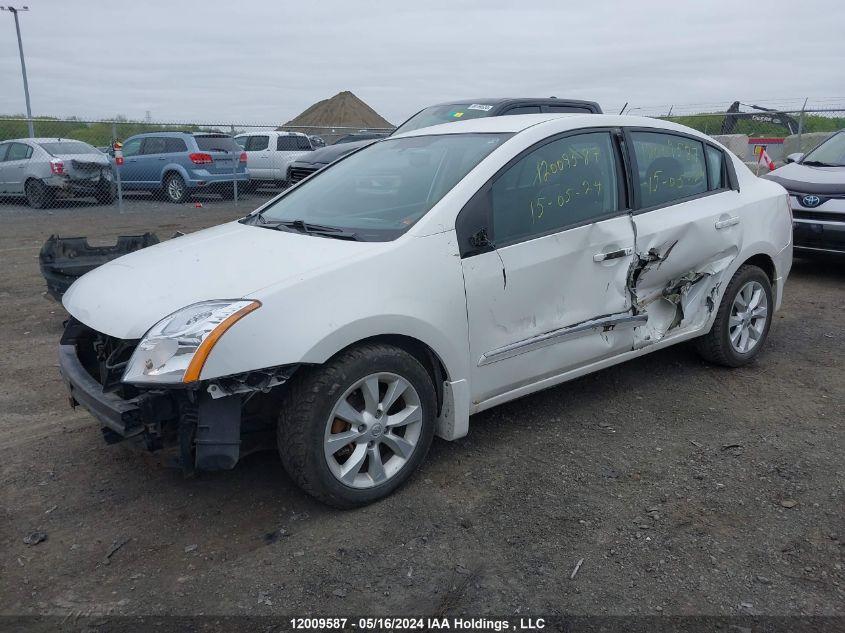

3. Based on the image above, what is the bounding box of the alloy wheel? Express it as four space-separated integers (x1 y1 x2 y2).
728 280 768 354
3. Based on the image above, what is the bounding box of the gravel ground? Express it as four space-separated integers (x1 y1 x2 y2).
0 196 843 620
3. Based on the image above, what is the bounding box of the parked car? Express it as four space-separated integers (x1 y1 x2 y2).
59 114 792 508
332 131 390 145
765 129 845 256
0 138 114 208
114 132 249 203
234 131 315 189
286 97 603 185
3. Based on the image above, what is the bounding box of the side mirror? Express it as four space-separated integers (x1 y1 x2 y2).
785 152 804 164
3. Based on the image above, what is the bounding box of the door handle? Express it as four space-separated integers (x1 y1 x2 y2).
715 216 740 229
593 247 633 262
158 157 166 161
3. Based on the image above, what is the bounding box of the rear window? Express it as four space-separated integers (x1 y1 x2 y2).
38 141 99 155
277 136 312 151
194 136 241 152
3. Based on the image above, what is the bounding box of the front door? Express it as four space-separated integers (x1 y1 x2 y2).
116 137 144 186
3 142 33 194
461 130 638 406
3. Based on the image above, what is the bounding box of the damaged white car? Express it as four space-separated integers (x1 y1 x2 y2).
60 114 792 507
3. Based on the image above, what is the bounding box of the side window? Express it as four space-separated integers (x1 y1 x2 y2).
122 138 142 157
705 145 726 190
141 137 167 155
276 136 301 151
7 143 32 161
502 105 541 115
247 135 269 151
0 143 8 162
296 136 312 150
234 136 247 148
165 138 188 153
630 131 707 208
491 132 620 245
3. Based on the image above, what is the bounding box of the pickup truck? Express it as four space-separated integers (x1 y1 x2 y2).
235 131 316 188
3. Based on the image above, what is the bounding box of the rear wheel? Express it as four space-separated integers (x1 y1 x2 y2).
696 264 773 367
163 173 188 203
277 343 436 508
94 181 115 204
25 179 53 209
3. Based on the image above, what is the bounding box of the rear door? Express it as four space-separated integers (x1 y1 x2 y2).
241 134 271 179
460 129 637 405
625 128 744 345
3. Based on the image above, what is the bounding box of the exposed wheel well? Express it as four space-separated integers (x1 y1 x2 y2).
741 253 777 302
336 335 449 416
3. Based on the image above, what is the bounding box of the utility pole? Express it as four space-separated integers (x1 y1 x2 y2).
1 5 34 138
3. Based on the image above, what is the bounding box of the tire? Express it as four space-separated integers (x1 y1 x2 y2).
163 172 188 203
696 264 773 367
24 179 53 209
278 343 437 508
94 182 115 205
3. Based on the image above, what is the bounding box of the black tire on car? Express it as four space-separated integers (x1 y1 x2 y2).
277 343 437 508
24 179 53 209
696 264 774 367
163 172 189 203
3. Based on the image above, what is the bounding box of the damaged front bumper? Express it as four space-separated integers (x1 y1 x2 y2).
58 319 297 471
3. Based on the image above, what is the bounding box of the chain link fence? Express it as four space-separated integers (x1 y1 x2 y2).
1 103 843 211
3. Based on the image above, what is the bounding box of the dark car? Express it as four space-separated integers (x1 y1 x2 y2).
765 130 845 256
286 97 602 185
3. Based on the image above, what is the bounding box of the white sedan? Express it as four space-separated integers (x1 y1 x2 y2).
60 114 792 507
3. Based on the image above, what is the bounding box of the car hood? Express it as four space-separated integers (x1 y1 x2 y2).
765 162 845 194
62 221 380 339
297 139 374 166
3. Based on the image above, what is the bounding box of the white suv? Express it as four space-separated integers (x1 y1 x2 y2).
235 131 315 188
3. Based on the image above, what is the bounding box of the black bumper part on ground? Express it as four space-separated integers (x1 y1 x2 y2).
39 233 160 301
58 343 145 440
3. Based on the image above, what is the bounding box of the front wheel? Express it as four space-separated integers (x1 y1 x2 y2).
278 343 436 508
696 264 773 367
163 173 188 203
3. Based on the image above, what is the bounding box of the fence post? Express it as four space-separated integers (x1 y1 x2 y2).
112 121 124 214
230 124 238 207
797 97 808 151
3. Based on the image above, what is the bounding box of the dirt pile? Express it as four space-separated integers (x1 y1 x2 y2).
281 91 393 133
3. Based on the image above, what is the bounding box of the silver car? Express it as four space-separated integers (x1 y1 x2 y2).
0 138 114 208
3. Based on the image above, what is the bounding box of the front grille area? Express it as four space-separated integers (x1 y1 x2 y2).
288 165 318 184
793 209 845 222
62 318 140 397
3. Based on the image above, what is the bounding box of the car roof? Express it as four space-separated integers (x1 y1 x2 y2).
127 131 230 138
1 138 94 144
391 113 713 140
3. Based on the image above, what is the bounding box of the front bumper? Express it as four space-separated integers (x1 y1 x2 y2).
58 343 147 440
790 194 845 255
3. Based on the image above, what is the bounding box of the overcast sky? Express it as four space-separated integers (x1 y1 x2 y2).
1 0 843 126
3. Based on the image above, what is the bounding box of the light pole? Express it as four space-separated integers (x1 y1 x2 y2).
1 5 34 138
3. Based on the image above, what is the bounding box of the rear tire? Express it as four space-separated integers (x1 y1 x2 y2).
95 182 116 204
277 343 436 508
695 264 773 367
163 173 188 203
25 179 53 209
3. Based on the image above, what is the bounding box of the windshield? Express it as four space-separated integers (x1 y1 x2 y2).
250 133 510 241
803 131 845 166
393 103 496 135
38 141 99 155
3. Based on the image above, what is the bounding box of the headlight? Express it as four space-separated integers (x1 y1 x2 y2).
122 300 260 385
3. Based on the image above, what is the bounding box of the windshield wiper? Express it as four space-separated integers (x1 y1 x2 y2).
802 160 841 167
258 219 361 240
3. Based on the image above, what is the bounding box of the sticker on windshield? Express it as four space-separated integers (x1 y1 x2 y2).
449 111 465 118
468 104 494 111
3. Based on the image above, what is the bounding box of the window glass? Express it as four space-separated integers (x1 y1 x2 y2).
121 138 142 157
7 143 32 161
545 105 592 113
194 136 241 152
296 136 312 150
234 136 247 148
277 136 303 151
503 106 541 115
631 132 707 207
256 133 509 241
165 138 187 153
392 104 492 135
141 137 167 155
705 145 725 190
802 131 845 166
246 135 269 151
37 141 97 155
491 132 619 245
0 143 8 162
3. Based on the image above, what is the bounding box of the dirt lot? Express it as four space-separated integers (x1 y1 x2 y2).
0 196 843 620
